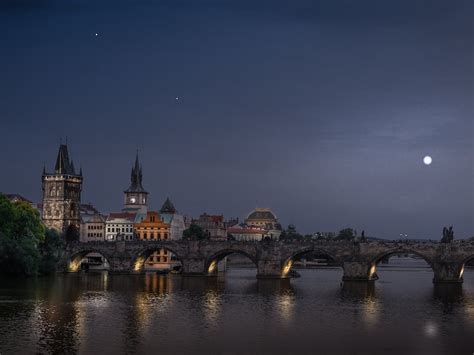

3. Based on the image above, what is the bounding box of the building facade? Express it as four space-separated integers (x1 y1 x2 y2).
41 144 83 235
80 212 106 242
227 225 267 241
123 154 148 214
244 208 282 239
193 213 227 241
159 197 187 240
105 212 137 241
134 211 179 270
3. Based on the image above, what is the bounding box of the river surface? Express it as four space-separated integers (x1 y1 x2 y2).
0 260 473 354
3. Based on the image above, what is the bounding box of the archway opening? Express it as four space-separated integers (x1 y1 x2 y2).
460 255 474 283
133 247 183 274
68 251 110 272
369 251 433 283
282 249 342 279
206 250 257 277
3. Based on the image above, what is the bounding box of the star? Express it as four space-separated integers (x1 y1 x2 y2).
95 33 99 37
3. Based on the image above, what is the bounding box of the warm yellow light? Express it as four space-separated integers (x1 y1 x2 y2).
134 256 145 271
208 260 217 273
369 264 377 278
282 260 293 276
459 265 465 279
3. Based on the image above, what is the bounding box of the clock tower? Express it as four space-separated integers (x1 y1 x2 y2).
123 153 148 213
41 143 82 235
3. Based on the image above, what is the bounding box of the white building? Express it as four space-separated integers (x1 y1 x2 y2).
227 225 267 241
105 212 137 241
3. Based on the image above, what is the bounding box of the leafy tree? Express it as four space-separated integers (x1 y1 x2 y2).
0 230 40 276
279 224 303 242
39 228 64 274
0 194 62 276
182 223 207 241
336 228 355 241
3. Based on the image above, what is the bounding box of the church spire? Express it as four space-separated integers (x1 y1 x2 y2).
124 152 147 193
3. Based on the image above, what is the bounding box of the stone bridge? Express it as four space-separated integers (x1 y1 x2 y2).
60 239 474 283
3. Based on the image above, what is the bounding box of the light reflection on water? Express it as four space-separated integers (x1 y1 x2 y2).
0 266 473 354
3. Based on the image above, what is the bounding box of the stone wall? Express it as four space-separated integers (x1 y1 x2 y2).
60 239 474 283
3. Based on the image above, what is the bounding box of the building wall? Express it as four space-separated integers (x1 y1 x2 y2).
80 221 105 242
134 211 178 270
105 220 135 241
42 175 82 233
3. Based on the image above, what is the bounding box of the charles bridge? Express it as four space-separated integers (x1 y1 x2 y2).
60 239 474 283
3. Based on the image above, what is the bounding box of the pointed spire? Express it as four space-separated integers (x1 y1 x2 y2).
160 197 176 214
124 151 147 193
55 144 70 174
70 160 76 175
79 165 83 176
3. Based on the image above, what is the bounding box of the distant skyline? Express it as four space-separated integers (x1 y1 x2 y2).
0 0 472 238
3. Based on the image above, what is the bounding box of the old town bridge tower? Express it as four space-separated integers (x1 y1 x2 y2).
41 144 82 236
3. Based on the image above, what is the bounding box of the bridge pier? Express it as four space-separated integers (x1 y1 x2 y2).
181 258 208 277
432 262 463 284
256 260 289 279
342 262 377 282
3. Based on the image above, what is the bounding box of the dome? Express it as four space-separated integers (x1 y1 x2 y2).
246 208 277 221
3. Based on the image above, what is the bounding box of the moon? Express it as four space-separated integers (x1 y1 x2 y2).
423 156 432 165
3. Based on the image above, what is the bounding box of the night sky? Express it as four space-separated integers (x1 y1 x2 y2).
0 0 472 239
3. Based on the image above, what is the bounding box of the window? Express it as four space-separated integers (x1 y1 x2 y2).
164 233 168 240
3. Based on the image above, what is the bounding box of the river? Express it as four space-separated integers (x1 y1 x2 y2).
0 260 473 354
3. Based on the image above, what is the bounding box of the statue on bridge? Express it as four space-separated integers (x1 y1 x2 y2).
360 230 367 242
441 226 454 243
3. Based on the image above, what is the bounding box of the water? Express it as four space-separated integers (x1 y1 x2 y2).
0 261 473 354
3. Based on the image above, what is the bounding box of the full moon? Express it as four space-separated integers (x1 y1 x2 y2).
423 156 432 165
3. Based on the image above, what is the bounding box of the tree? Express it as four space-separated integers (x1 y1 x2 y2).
182 223 207 241
0 194 63 276
336 228 355 241
279 224 303 242
39 228 64 275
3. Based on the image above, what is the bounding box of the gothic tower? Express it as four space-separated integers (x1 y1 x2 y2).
123 153 148 213
41 144 83 235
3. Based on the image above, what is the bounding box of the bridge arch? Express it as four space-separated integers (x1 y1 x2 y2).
204 248 258 274
368 248 435 280
65 248 112 272
132 244 185 272
281 247 342 277
458 254 474 280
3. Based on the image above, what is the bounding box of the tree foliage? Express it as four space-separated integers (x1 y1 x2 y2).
0 194 63 276
336 228 355 241
182 223 208 241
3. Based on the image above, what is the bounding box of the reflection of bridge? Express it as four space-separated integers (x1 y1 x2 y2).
61 240 474 283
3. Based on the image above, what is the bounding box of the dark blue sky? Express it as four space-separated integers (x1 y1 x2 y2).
1 0 472 238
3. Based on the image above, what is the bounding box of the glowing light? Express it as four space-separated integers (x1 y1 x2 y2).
369 264 377 278
95 33 99 36
459 264 465 279
208 260 217 273
282 260 293 276
134 256 146 271
423 156 432 165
